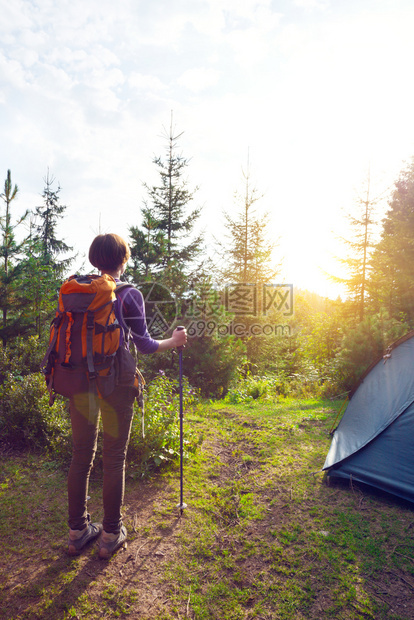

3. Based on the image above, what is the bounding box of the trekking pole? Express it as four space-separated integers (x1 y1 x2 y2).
176 326 187 516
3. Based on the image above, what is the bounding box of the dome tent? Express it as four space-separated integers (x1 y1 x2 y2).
323 331 414 504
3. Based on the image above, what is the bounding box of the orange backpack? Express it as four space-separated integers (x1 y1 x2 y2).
42 274 144 420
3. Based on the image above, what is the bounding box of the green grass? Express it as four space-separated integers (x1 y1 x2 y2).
1 397 414 619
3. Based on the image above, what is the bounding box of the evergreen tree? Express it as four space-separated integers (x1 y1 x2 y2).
213 164 282 367
331 173 382 322
20 172 75 338
128 207 166 281
217 166 279 285
0 170 29 344
19 221 59 338
32 170 74 275
129 117 203 294
369 158 414 324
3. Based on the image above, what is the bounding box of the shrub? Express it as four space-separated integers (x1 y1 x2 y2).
224 371 291 404
181 335 246 398
137 333 246 399
0 335 47 379
0 333 202 474
0 372 70 454
127 372 200 475
335 312 409 391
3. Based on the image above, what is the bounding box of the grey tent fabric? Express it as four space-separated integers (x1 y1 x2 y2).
323 332 414 504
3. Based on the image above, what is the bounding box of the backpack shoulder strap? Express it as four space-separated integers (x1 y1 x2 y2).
114 283 137 345
115 282 135 295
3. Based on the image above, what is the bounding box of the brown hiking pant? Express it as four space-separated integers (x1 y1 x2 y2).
67 386 136 534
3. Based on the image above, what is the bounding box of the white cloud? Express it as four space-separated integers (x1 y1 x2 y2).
293 0 330 9
34 63 75 93
90 67 125 91
226 27 271 67
129 72 166 92
18 28 47 50
210 0 276 21
0 1 33 34
0 53 28 90
15 48 39 68
177 67 220 93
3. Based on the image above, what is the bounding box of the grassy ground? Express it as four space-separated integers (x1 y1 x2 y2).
1 397 414 619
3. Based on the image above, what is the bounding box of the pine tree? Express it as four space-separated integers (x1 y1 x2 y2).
331 173 382 322
218 166 279 285
0 170 29 344
128 207 166 281
33 170 74 275
129 117 203 294
19 221 58 338
21 171 75 338
213 164 282 367
369 158 414 323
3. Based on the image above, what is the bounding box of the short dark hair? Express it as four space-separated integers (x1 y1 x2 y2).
89 234 131 272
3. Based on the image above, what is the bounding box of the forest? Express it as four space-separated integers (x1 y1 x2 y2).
1 124 414 465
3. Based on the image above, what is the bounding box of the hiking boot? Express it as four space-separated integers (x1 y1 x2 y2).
99 525 127 559
68 522 102 556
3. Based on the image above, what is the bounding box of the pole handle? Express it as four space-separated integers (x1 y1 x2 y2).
176 325 185 352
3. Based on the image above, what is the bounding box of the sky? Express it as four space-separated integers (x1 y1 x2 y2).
2 0 414 298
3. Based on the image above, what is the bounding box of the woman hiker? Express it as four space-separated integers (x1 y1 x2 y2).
67 233 187 559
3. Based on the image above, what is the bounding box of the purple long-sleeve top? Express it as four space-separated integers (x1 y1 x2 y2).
114 282 159 354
